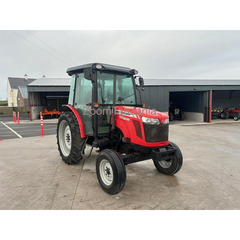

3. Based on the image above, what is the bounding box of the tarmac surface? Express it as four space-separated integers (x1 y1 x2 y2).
0 120 240 210
0 117 57 140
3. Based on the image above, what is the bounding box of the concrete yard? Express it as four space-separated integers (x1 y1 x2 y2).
0 122 240 210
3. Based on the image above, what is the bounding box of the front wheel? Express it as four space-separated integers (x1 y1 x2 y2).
233 114 239 121
153 141 183 175
96 149 126 195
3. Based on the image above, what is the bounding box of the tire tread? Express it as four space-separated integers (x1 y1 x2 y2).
57 112 86 165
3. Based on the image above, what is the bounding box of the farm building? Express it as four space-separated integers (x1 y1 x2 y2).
27 76 240 122
7 76 35 107
140 79 240 122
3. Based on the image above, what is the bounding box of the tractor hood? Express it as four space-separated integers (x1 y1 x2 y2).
115 106 169 122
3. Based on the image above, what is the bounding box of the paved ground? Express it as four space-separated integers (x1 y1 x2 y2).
0 121 240 210
0 116 30 122
0 118 57 140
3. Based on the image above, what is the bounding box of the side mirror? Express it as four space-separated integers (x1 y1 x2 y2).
84 68 93 80
139 77 144 87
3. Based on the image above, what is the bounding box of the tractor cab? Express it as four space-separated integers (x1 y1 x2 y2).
67 63 141 137
57 63 183 195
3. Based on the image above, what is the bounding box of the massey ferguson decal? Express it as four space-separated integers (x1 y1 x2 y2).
119 115 130 121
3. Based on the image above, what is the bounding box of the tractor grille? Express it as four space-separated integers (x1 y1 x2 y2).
143 123 169 142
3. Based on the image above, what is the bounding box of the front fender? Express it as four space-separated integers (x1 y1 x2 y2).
114 115 131 139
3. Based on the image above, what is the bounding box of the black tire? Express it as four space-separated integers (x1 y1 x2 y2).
169 112 174 121
96 149 126 195
220 111 228 119
233 113 239 121
153 141 183 175
57 111 86 165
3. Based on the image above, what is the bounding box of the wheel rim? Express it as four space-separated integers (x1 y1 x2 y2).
59 120 72 157
99 159 113 186
158 159 172 168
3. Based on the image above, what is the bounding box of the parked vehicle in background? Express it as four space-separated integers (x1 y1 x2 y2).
169 102 184 121
220 107 240 121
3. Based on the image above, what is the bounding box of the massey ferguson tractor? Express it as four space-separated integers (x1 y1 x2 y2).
57 63 183 195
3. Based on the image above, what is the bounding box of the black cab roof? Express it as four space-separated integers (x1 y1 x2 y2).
67 63 138 76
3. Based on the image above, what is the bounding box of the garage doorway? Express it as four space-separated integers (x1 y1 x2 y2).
212 90 240 120
169 91 206 122
29 91 69 120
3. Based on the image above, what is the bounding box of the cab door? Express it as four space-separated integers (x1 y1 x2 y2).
73 73 93 136
97 72 114 135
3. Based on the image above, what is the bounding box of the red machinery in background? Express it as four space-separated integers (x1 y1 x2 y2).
42 109 62 119
220 107 240 121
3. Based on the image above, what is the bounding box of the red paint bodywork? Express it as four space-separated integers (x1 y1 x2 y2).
113 106 169 147
209 90 212 123
65 105 87 138
66 104 169 148
224 108 240 117
229 109 240 114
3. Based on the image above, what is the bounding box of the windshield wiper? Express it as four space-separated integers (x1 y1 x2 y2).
118 93 134 102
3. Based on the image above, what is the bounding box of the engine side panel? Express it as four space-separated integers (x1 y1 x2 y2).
114 107 169 147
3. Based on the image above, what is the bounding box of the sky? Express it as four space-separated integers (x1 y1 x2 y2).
1 30 240 100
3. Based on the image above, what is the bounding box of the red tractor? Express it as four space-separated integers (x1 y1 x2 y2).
220 108 240 121
57 63 183 195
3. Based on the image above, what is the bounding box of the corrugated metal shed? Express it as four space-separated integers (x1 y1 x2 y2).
27 78 240 87
143 79 240 86
28 78 71 86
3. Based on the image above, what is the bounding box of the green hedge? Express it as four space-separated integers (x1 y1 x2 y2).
0 101 8 106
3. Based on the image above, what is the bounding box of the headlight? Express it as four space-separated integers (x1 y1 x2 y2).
163 118 169 124
142 117 160 125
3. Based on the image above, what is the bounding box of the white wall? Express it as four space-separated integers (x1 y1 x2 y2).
7 80 12 107
7 80 18 107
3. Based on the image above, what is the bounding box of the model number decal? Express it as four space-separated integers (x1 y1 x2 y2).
119 115 130 121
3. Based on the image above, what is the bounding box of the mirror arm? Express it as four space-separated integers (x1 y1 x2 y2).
136 87 142 105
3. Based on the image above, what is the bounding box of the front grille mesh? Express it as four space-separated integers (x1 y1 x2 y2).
143 123 169 142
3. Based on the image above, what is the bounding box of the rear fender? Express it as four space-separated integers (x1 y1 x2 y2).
62 105 86 138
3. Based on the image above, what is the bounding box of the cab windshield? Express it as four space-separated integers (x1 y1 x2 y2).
97 72 136 105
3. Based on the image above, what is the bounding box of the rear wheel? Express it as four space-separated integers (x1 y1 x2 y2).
57 112 86 165
220 111 229 119
96 149 126 195
153 141 183 175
